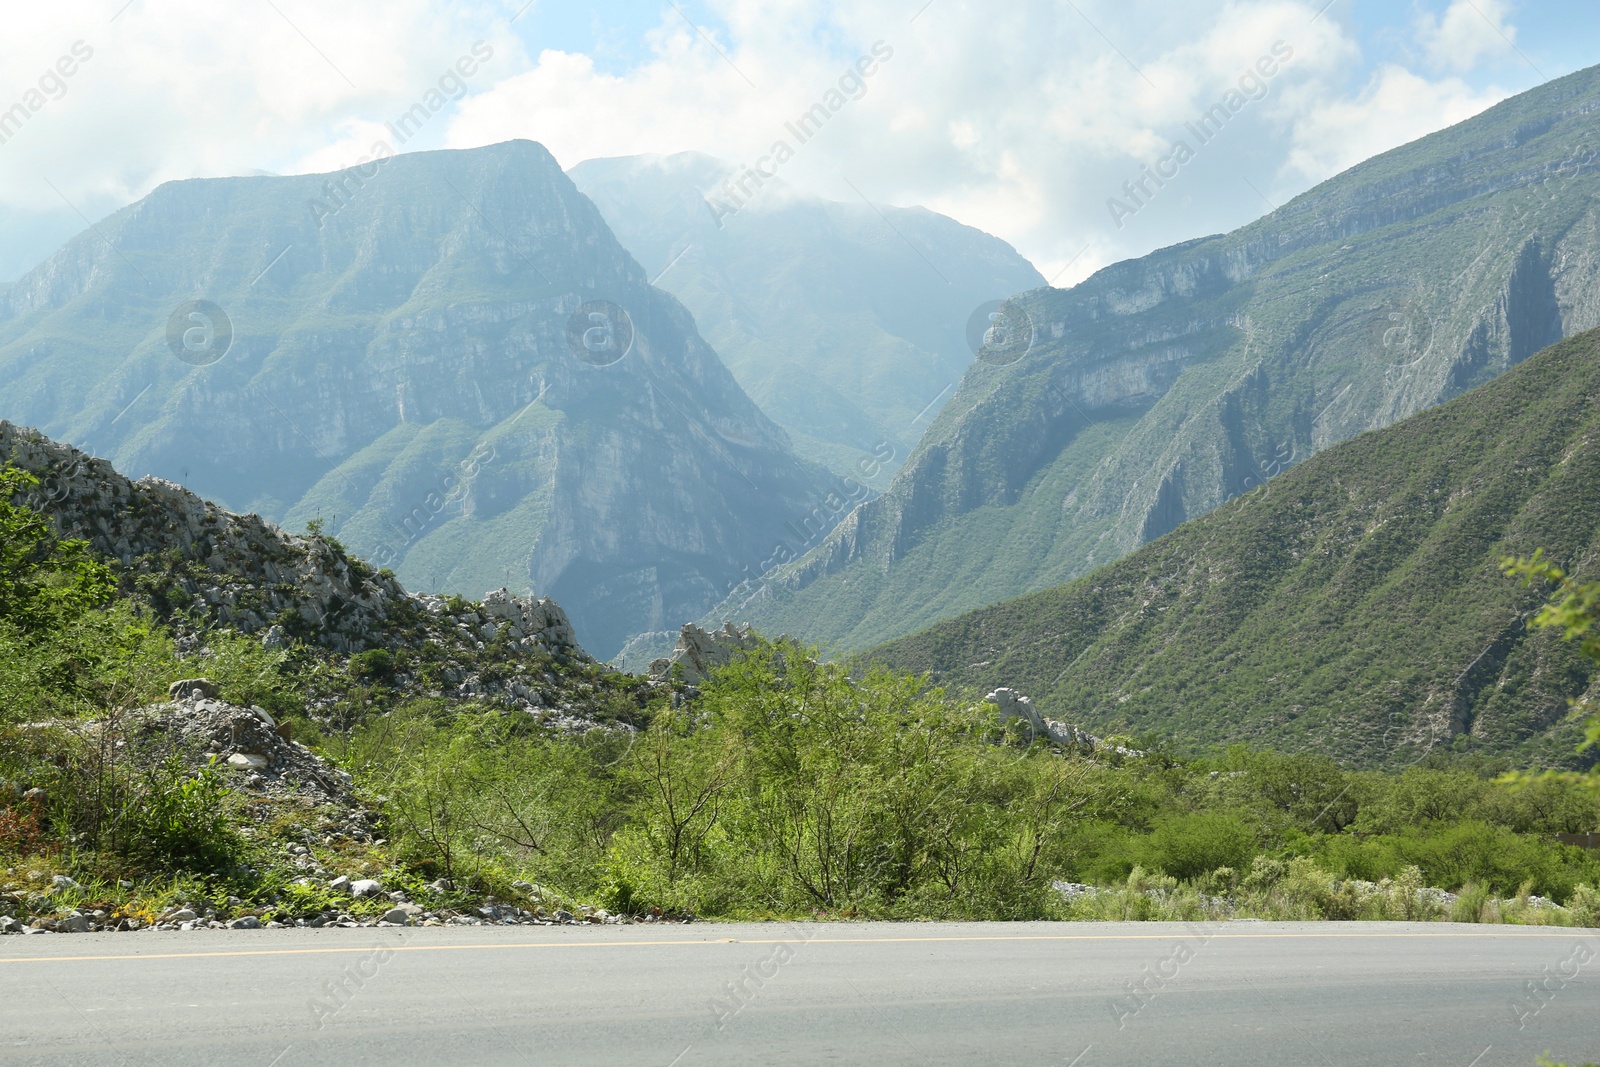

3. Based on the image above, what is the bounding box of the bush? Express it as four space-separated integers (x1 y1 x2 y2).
117 757 242 873
1140 812 1257 880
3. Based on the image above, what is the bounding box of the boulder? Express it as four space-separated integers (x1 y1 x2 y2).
169 678 220 701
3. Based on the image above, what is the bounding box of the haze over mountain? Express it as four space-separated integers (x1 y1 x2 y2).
0 139 842 658
568 152 1045 488
872 326 1600 769
718 62 1600 652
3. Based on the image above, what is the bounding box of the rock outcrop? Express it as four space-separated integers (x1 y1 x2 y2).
985 688 1095 748
2 420 589 665
649 622 761 685
984 688 1137 755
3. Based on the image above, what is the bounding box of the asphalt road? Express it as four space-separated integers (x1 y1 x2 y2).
2 921 1596 1066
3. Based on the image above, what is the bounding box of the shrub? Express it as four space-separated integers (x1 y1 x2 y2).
1140 812 1257 880
117 757 242 873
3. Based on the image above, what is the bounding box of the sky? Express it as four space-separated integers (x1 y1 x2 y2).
0 0 1595 284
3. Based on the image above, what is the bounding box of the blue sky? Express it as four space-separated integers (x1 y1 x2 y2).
0 1 1594 282
516 0 1596 87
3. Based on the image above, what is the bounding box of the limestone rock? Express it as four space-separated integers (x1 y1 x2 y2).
169 678 219 701
650 622 760 685
984 688 1101 750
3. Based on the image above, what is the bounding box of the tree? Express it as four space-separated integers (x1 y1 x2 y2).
1504 550 1600 755
0 465 115 629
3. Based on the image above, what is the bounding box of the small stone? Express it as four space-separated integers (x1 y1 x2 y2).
168 678 219 701
250 705 277 728
49 875 78 891
328 876 351 893
167 908 199 922
381 907 412 925
228 916 262 930
349 879 382 898
228 753 269 771
62 913 89 933
553 909 574 922
0 916 21 934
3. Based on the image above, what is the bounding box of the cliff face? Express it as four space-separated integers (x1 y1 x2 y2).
0 140 840 657
569 152 1045 488
726 64 1600 650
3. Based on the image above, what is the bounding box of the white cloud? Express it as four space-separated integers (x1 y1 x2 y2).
0 0 1537 289
1418 0 1516 73
0 2 516 212
1279 64 1509 186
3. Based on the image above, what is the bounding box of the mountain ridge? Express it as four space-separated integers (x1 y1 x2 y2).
0 138 844 657
715 62 1600 652
568 150 1045 487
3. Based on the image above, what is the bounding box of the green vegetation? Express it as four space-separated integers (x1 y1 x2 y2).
5 468 1600 927
1507 549 1600 755
872 328 1600 768
333 646 1600 922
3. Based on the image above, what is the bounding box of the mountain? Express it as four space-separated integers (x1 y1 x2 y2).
568 152 1046 487
719 63 1600 651
871 327 1600 769
0 139 842 658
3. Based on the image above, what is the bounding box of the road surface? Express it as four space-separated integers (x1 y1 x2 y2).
2 921 1596 1065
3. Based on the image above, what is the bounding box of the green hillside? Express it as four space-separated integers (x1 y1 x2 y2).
871 328 1600 769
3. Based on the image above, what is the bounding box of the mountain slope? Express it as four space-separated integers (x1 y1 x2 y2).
724 63 1600 651
871 327 1600 769
0 419 667 726
568 152 1045 486
0 140 841 657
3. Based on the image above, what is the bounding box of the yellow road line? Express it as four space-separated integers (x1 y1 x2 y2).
0 927 1586 966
